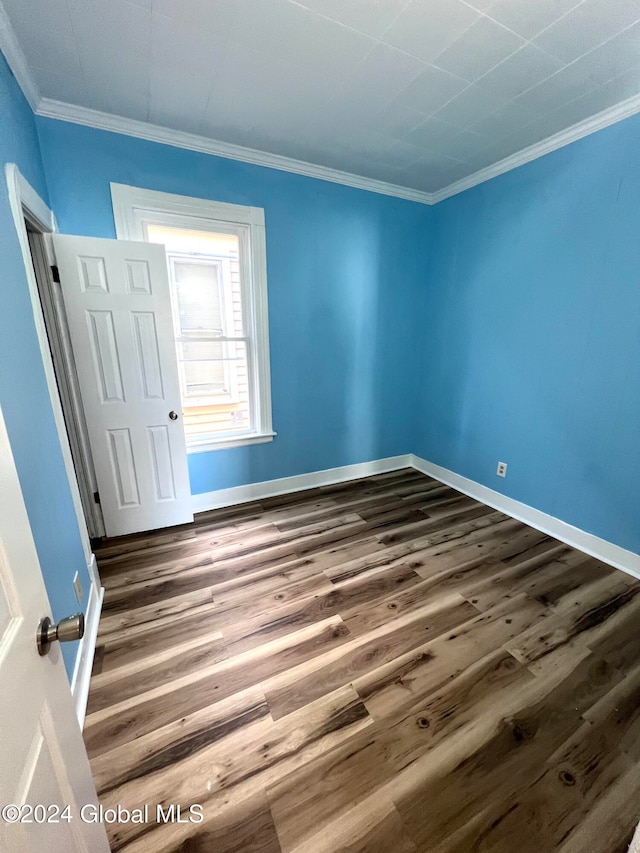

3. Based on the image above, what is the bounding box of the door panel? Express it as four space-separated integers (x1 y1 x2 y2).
79 255 108 292
148 425 177 500
125 258 152 294
88 310 125 402
0 405 109 853
108 428 140 507
132 312 164 399
53 235 193 537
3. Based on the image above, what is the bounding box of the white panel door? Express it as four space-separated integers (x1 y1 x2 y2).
0 405 109 853
53 235 193 537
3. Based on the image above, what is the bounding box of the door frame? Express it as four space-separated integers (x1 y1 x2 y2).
5 164 103 724
5 164 102 552
26 226 106 541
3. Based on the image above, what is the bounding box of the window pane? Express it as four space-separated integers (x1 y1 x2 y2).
173 261 224 335
179 340 226 397
182 341 252 437
150 227 245 339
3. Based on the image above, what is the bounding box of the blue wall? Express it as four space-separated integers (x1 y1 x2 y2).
0 55 89 677
418 114 640 555
6 47 640 607
36 119 432 495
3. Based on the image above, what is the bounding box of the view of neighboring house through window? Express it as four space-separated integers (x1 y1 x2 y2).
147 226 251 444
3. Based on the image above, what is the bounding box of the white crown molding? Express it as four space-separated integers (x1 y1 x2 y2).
0 25 630 209
431 91 640 203
36 98 435 205
36 90 640 209
0 1 39 110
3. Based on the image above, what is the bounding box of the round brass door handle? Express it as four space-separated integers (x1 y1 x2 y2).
169 411 179 421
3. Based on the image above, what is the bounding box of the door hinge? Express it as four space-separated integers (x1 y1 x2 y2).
50 265 61 283
93 491 101 505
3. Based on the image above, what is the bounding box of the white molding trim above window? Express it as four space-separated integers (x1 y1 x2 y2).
110 183 274 454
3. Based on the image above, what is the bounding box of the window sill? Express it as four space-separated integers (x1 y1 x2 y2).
186 431 277 454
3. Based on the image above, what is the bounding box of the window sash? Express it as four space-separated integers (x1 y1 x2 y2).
167 252 245 409
172 257 225 339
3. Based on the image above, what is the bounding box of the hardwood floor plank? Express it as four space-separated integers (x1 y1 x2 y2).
463 542 579 610
342 580 479 638
222 562 423 656
374 503 496 548
99 685 372 851
90 685 271 795
284 790 417 853
413 524 554 579
579 658 640 761
86 471 640 853
438 662 640 853
273 495 420 531
104 512 367 586
102 554 215 592
264 595 476 721
84 616 352 756
586 594 640 674
266 731 394 852
354 594 545 720
167 790 282 853
87 631 229 715
97 600 220 649
105 558 330 622
97 527 197 561
323 511 509 583
214 496 340 531
97 588 215 638
556 762 640 853
504 573 640 665
391 653 624 851
376 648 532 774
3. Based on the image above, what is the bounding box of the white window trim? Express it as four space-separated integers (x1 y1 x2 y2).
110 183 274 453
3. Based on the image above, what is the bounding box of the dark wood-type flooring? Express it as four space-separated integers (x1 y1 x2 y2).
86 469 640 852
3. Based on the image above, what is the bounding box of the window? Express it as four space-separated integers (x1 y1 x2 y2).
111 184 274 452
152 227 248 433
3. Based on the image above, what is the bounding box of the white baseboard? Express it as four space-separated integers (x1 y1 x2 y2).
86 551 100 589
71 577 104 729
411 455 640 581
191 453 640 578
195 452 640 582
191 455 413 514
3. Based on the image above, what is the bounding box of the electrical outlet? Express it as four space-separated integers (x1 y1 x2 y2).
497 462 507 478
73 571 83 605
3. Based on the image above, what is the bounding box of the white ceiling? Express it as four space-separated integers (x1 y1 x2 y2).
4 0 640 194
